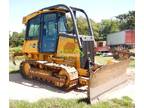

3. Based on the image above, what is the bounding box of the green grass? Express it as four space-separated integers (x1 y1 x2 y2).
129 59 135 68
9 60 20 73
9 46 24 73
9 46 22 53
95 56 114 65
9 65 19 73
9 96 134 108
95 56 135 68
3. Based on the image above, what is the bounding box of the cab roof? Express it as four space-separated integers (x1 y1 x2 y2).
23 9 66 24
22 4 85 24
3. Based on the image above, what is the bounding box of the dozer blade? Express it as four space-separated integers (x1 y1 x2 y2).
88 60 130 104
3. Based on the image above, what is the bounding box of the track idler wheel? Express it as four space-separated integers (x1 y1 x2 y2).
58 69 70 89
20 61 31 79
59 75 67 87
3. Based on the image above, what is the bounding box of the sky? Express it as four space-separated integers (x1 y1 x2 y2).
9 0 134 32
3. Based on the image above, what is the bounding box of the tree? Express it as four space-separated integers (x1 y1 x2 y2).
9 30 25 47
90 19 100 40
116 11 135 30
99 19 120 40
66 16 100 40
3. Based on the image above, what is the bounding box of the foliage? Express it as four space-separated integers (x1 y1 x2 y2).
95 56 114 65
99 19 120 40
66 16 100 40
9 46 22 53
116 11 135 30
129 59 135 67
9 30 25 47
98 11 135 40
77 16 89 36
90 19 100 40
9 96 134 108
66 11 134 41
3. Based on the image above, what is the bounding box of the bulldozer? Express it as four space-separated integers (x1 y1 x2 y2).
13 4 130 104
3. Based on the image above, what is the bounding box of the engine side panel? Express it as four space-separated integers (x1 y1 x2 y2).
56 35 81 68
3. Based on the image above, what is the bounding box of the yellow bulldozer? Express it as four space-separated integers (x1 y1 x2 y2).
13 4 130 104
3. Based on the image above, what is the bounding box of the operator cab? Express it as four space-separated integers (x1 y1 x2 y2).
26 12 67 52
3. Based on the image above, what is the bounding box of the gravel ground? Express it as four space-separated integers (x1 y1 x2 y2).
9 67 134 102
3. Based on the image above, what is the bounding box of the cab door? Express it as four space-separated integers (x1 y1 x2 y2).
40 13 58 53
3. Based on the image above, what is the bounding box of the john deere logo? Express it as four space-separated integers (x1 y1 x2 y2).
63 42 75 53
60 42 84 57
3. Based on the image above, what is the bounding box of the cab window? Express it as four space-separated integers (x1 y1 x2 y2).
27 16 40 39
43 13 57 38
58 14 67 33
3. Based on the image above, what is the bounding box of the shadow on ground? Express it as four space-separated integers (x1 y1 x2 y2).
9 73 66 93
77 98 90 104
